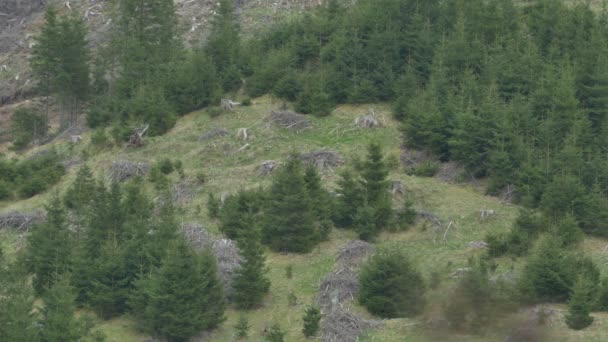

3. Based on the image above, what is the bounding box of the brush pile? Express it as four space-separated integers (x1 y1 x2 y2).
180 223 243 297
266 110 311 131
301 150 345 171
109 160 150 182
0 211 45 232
199 127 229 141
318 240 382 342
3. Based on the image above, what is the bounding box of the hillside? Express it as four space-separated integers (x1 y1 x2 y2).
5 0 608 341
3 97 608 341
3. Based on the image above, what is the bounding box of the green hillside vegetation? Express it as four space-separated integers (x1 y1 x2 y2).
4 0 608 341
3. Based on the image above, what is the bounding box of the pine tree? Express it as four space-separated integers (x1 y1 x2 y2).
0 253 39 342
205 0 241 91
265 323 285 342
262 156 318 253
25 198 73 295
359 248 426 318
64 164 95 211
220 189 264 240
566 276 595 330
113 0 182 91
518 235 575 302
304 164 333 240
302 305 321 338
207 193 220 219
354 205 377 241
234 315 249 339
30 6 61 124
232 221 270 309
39 276 88 342
136 239 225 341
360 143 392 233
333 169 366 228
30 7 90 127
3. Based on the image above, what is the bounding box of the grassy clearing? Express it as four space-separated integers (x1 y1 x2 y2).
3 97 608 341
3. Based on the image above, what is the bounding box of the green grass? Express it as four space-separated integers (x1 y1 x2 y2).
3 96 608 341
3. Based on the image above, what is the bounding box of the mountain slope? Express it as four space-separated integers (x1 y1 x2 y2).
3 97 608 341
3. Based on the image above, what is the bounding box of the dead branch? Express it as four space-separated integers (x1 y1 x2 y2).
266 110 311 132
127 124 149 147
109 160 150 182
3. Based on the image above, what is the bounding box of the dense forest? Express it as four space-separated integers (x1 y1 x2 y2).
4 0 608 340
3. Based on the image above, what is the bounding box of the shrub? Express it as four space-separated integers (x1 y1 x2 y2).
302 305 321 338
566 276 595 330
359 248 425 318
207 106 223 118
0 181 12 200
241 97 252 106
90 129 111 149
158 158 174 175
265 323 285 342
409 161 439 177
11 108 47 149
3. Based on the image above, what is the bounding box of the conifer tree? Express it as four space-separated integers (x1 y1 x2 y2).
333 169 366 228
360 143 392 233
25 198 73 295
220 189 264 240
566 276 595 330
518 235 575 302
205 0 242 91
31 7 90 127
39 276 88 342
265 323 285 342
30 6 60 123
64 164 96 211
0 252 39 342
135 239 225 341
302 305 321 338
304 164 333 240
262 156 317 253
359 248 426 318
234 315 249 339
232 220 270 309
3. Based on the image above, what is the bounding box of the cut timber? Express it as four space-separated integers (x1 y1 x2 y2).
127 124 148 147
266 110 311 132
221 98 241 111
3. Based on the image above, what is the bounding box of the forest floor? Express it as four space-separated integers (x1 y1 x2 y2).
3 96 608 341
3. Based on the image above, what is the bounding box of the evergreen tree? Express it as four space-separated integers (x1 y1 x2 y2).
354 205 377 241
63 164 96 211
304 164 333 240
232 222 270 309
262 156 318 253
11 108 48 149
135 239 225 341
359 248 426 318
207 193 220 219
39 276 88 342
30 6 61 123
265 323 285 342
333 169 366 228
30 7 90 127
113 0 181 91
302 305 321 338
359 143 392 235
25 198 73 295
205 0 241 91
518 235 576 302
0 254 39 342
566 276 595 330
220 189 264 240
234 315 249 339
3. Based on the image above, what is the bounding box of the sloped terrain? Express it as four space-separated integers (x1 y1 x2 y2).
3 98 608 341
